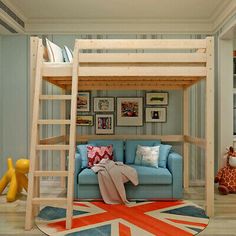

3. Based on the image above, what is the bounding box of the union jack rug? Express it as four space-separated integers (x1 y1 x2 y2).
36 200 209 236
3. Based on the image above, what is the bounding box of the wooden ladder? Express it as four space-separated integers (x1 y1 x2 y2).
25 39 79 230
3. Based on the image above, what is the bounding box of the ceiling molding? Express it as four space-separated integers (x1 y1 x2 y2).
211 0 236 33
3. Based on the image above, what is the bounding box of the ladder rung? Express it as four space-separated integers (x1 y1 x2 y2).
38 119 71 125
34 171 68 177
39 95 72 100
32 197 67 205
36 145 70 150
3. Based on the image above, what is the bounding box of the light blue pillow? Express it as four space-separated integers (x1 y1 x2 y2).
77 144 88 168
159 144 172 168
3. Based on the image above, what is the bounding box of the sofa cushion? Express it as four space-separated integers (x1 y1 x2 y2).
77 144 88 168
129 165 172 185
159 144 172 168
88 140 124 162
125 140 161 164
79 168 98 184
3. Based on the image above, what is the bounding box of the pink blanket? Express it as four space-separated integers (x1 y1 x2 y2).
91 159 138 204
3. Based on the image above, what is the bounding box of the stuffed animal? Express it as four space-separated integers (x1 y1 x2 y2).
215 147 236 195
0 157 29 202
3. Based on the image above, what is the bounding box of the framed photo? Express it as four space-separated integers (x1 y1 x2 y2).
77 91 90 112
145 107 167 123
76 115 93 126
95 114 114 134
117 97 143 126
94 97 115 112
146 92 168 106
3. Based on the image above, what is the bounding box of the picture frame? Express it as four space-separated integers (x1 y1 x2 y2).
76 115 93 126
77 91 90 112
95 114 114 134
146 92 168 106
94 97 115 112
116 97 143 126
145 107 167 123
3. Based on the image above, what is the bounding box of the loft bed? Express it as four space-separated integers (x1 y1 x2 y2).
25 37 214 230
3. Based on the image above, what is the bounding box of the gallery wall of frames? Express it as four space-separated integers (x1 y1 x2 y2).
77 91 169 135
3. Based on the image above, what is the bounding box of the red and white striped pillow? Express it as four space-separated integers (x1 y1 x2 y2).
87 145 113 167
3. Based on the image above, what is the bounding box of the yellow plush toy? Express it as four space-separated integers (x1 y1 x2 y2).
0 157 29 202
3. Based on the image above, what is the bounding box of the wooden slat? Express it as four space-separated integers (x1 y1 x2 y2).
25 38 43 231
42 63 72 77
39 135 66 145
34 171 68 177
76 39 207 50
183 88 189 190
79 53 207 63
78 66 207 77
184 135 206 149
38 120 71 125
36 145 70 150
40 95 71 100
32 198 67 205
75 134 184 142
205 37 214 217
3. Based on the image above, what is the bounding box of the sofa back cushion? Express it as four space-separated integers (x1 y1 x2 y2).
88 140 124 162
125 140 161 164
77 144 88 168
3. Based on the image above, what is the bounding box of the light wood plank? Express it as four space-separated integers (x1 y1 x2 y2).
32 197 67 205
40 95 71 100
38 119 71 125
78 66 207 77
76 39 207 50
36 145 70 150
205 37 215 217
34 171 68 177
79 53 207 63
39 135 66 144
184 135 206 149
65 40 79 230
75 134 184 142
183 88 190 190
25 38 44 230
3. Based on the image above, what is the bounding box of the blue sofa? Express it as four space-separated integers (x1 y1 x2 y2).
74 140 183 200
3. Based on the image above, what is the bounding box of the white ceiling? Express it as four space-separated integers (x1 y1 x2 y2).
0 0 235 34
6 0 231 20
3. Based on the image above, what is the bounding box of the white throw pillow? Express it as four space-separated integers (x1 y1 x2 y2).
46 38 63 63
64 45 73 62
135 145 160 168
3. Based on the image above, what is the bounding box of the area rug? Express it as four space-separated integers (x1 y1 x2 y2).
36 200 209 236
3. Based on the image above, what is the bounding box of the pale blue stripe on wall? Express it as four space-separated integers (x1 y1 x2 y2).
1 36 28 174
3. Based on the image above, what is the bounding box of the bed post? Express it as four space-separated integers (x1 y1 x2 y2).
183 88 189 190
205 37 214 216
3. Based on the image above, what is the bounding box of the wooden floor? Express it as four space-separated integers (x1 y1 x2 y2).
0 182 236 236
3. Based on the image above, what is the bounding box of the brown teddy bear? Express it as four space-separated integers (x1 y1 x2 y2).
215 146 236 195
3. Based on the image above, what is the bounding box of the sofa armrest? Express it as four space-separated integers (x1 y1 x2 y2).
167 152 183 199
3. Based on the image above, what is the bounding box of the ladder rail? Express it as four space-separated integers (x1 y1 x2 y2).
65 40 80 230
25 39 44 230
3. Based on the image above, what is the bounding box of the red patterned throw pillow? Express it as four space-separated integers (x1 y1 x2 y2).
87 145 113 167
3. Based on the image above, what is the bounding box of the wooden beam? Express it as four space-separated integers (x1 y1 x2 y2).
183 88 190 190
36 145 70 150
184 135 206 149
76 39 207 50
205 37 214 217
74 134 184 142
32 198 67 205
34 171 68 177
79 53 207 63
78 66 207 77
39 135 66 145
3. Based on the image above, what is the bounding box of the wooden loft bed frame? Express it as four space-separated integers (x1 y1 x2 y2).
25 36 214 230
